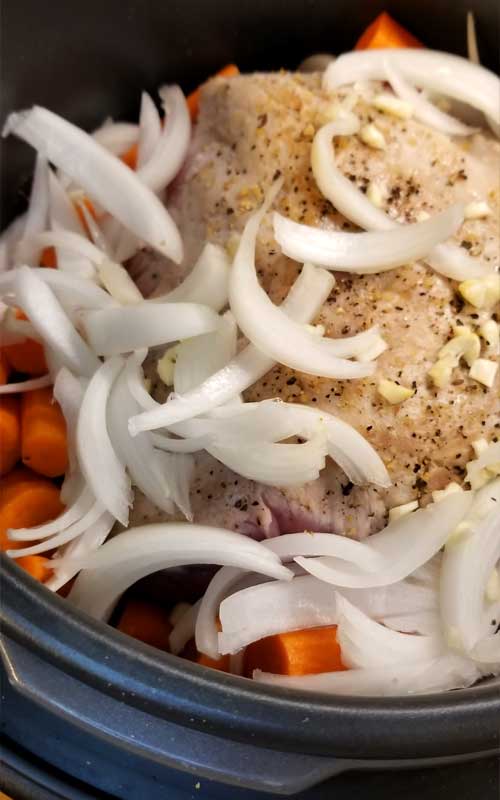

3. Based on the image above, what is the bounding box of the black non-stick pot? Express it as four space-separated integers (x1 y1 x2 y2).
1 1 499 798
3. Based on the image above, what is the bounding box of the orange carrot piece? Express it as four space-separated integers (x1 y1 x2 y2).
197 652 231 672
187 64 239 121
117 599 173 651
243 626 347 678
121 143 139 170
4 308 47 376
17 554 52 582
0 467 64 551
0 350 11 385
0 395 21 476
20 387 68 478
355 12 423 50
40 246 58 268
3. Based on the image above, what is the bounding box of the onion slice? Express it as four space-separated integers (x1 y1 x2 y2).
92 122 138 155
323 50 500 129
46 512 115 593
152 243 230 312
53 367 86 473
229 183 374 379
174 313 237 395
76 357 132 525
0 267 115 310
467 12 481 66
7 500 104 558
0 374 52 395
440 478 500 655
23 154 49 239
66 524 293 620
137 86 191 193
384 61 479 137
155 451 194 520
296 492 473 588
128 262 334 433
3 106 183 262
170 600 201 655
137 92 162 169
14 267 100 377
274 205 463 272
82 302 219 356
8 483 93 542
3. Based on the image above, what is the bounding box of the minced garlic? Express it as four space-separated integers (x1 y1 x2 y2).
479 319 500 355
372 93 413 119
432 482 464 503
458 274 500 310
472 438 489 457
366 181 386 208
359 123 386 150
377 379 414 404
388 500 419 522
464 201 492 220
429 330 481 388
157 344 180 386
469 358 498 387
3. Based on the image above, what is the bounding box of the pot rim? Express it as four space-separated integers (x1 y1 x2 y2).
2 555 499 760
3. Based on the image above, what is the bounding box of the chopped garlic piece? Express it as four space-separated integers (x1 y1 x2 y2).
439 331 481 368
464 201 491 220
428 356 455 389
415 210 430 222
372 93 413 119
479 319 500 355
356 335 388 363
432 482 464 503
485 568 500 603
359 123 386 150
458 274 500 310
469 358 498 387
472 438 489 458
157 344 180 386
366 181 386 208
305 323 326 337
452 324 472 337
377 379 414 404
388 500 419 522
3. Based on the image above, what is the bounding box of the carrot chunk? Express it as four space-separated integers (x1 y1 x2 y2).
197 652 231 672
187 64 239 121
121 143 139 170
17 554 52 582
117 599 173 651
0 395 21 476
243 626 347 677
355 12 423 50
0 467 64 551
21 387 68 478
40 246 58 268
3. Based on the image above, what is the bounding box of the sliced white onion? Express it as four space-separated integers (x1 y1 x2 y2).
174 313 237 395
154 450 194 520
76 200 114 258
254 652 483 695
92 122 138 155
46 511 115 592
466 442 500 489
23 154 49 239
152 431 212 454
467 12 480 66
47 171 93 277
14 266 100 377
136 86 191 194
472 634 500 664
170 599 201 655
7 499 104 558
8 483 93 542
76 357 132 525
323 50 500 129
97 260 143 305
152 243 230 312
108 364 175 516
265 531 384 571
336 594 443 669
229 184 374 380
137 92 162 169
296 492 473 588
21 229 105 268
4 106 183 262
273 204 464 272
440 478 500 655
0 307 40 345
311 120 495 280
82 302 219 356
381 611 441 636
208 431 328 487
128 262 334 433
66 524 293 620
0 213 27 273
53 367 86 473
0 267 115 310
384 61 479 137
0 374 52 395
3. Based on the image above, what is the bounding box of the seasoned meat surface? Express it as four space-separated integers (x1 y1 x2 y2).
129 71 500 538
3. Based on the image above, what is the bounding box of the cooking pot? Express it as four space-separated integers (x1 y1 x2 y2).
1 1 499 797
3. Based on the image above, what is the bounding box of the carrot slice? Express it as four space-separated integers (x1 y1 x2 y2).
117 599 172 651
197 652 231 672
0 395 21 476
40 246 58 268
121 143 139 170
0 467 64 551
3 309 47 376
17 554 52 582
21 387 68 478
0 349 11 385
187 64 239 121
355 12 423 50
243 626 347 677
